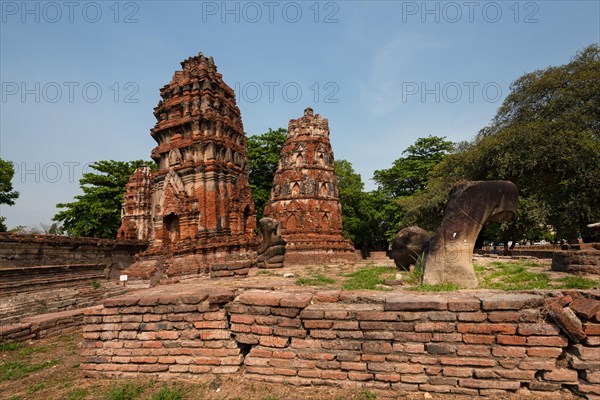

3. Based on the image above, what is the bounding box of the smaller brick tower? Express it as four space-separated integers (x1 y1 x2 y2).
263 108 359 265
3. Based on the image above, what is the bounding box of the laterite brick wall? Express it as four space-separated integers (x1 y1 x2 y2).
81 287 600 398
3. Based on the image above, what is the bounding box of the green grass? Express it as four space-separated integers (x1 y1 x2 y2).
362 389 377 399
150 384 183 400
554 276 598 289
0 342 25 352
342 266 396 290
91 280 102 289
28 382 46 394
405 282 461 292
477 261 551 290
296 274 336 286
18 345 47 357
67 388 88 400
0 358 60 381
475 260 598 290
256 270 277 276
107 382 147 400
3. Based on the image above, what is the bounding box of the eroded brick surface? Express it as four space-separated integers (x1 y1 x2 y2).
262 108 359 266
118 53 257 280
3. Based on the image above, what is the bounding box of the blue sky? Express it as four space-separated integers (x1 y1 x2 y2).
1 0 599 229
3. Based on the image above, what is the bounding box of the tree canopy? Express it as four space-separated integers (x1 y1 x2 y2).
373 136 454 198
0 158 19 232
400 44 600 242
53 160 155 238
247 128 287 222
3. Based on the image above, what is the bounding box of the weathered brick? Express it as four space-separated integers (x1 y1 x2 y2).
348 372 373 381
526 335 568 347
447 297 481 312
376 373 401 382
463 334 495 344
303 320 332 329
547 303 586 342
298 369 321 378
479 293 544 310
459 378 520 390
457 323 516 335
584 323 600 335
271 307 300 318
458 312 487 322
571 298 600 320
488 311 520 322
570 344 600 360
355 311 397 321
259 336 289 348
443 367 473 377
400 374 427 383
363 331 394 340
273 327 306 338
323 310 350 319
340 362 367 371
456 345 490 357
415 322 455 333
543 369 578 382
491 346 526 358
395 363 424 374
238 291 281 307
299 309 324 319
392 343 425 353
362 342 392 354
315 291 339 303
333 321 359 330
426 343 456 355
393 332 433 342
440 357 496 367
431 333 462 342
230 314 254 325
279 293 312 308
385 294 447 311
527 347 563 358
322 370 347 380
518 323 560 336
518 359 556 370
311 329 337 339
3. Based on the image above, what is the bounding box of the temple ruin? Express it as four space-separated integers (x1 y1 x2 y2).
120 53 257 280
263 108 359 265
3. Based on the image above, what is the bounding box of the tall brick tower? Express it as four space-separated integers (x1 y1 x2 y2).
263 108 359 265
121 52 257 280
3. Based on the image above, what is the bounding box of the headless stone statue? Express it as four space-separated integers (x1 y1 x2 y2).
257 217 286 268
391 226 431 270
423 181 518 288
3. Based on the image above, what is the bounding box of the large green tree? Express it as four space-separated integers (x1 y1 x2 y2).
405 44 600 242
53 160 154 238
373 136 454 197
334 160 394 252
372 135 454 239
0 158 20 232
247 128 287 222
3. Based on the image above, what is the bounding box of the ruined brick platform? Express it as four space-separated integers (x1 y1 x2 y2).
81 286 600 398
263 108 359 266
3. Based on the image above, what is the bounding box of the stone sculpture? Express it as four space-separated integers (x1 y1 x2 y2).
391 226 431 270
263 108 359 265
256 217 286 269
423 181 518 288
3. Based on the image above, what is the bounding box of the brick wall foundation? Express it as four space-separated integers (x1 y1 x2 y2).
81 287 600 398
